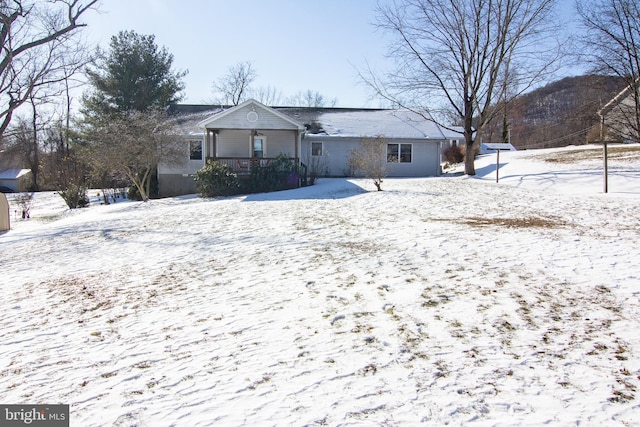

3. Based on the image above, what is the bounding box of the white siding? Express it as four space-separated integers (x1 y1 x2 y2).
158 140 205 175
215 129 298 158
208 104 300 130
301 137 441 177
217 130 250 157
264 130 297 157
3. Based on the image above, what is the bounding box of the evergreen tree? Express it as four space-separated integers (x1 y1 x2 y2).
81 31 187 200
83 30 187 117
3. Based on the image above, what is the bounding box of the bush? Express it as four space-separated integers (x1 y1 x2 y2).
246 154 300 193
58 184 89 209
194 161 239 197
128 168 159 200
443 145 465 164
14 193 34 218
348 136 387 191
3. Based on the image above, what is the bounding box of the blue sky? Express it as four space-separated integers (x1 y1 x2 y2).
83 0 581 108
84 0 393 107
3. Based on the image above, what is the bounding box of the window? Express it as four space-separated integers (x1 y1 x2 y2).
190 140 203 160
387 143 412 163
311 142 323 156
253 136 265 158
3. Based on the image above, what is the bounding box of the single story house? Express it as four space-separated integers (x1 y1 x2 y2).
159 99 462 197
0 168 32 192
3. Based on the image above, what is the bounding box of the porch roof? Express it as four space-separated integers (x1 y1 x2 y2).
197 99 305 131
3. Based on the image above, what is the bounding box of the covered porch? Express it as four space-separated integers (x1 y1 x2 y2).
203 128 303 173
198 99 307 182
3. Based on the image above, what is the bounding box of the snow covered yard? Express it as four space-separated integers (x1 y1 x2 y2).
1 146 640 426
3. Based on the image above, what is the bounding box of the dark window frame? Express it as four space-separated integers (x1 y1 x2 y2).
190 140 203 160
387 143 412 163
311 142 323 156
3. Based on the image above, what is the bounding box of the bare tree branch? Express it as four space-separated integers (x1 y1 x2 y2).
212 61 256 105
0 0 98 142
578 0 640 141
363 0 564 174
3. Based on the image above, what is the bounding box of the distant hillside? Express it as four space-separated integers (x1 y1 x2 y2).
484 75 627 150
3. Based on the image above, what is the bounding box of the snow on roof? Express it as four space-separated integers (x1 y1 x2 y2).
168 105 225 136
0 169 31 179
308 109 448 139
168 104 464 140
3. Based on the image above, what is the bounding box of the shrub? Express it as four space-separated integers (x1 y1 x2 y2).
194 161 239 197
14 193 34 218
58 185 89 209
348 136 387 191
307 153 329 185
443 144 465 164
246 154 300 193
128 168 159 201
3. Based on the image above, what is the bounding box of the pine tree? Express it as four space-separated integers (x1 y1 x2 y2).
82 30 187 117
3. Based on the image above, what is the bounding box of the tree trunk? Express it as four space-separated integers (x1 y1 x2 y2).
30 100 40 191
464 141 477 175
136 181 149 202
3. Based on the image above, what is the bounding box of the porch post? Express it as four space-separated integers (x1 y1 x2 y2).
212 130 218 158
250 130 255 158
205 129 211 159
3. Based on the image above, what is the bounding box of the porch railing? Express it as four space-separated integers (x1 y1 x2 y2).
206 157 308 186
205 157 285 174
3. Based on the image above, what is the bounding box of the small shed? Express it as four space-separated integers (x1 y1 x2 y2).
480 142 516 154
0 193 9 231
0 169 32 192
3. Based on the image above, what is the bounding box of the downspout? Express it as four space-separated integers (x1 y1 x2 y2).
298 128 306 186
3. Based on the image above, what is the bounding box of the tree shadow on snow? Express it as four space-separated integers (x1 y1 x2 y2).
490 167 640 194
474 161 509 178
242 178 368 202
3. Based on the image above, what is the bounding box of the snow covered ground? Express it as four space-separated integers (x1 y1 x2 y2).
1 145 639 426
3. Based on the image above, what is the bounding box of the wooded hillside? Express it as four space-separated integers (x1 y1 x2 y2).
484 75 627 149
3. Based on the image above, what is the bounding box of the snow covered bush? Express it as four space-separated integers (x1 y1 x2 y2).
194 161 239 197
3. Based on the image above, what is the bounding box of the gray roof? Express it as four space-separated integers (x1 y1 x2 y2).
168 104 224 136
168 104 462 140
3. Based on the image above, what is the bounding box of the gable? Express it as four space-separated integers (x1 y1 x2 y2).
199 99 304 131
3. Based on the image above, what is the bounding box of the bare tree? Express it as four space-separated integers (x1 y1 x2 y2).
212 61 256 105
348 135 388 191
0 0 99 145
288 89 337 108
578 0 640 141
364 0 563 175
84 110 185 202
253 85 284 106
